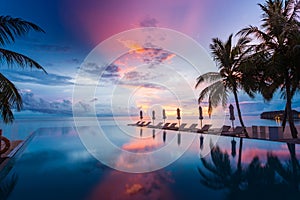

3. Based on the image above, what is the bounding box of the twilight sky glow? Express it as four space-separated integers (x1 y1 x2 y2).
1 0 299 118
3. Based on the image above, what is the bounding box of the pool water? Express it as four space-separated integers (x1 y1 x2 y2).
0 124 300 200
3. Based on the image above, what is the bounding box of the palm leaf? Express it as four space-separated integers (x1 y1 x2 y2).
0 48 46 73
0 73 22 123
195 72 221 88
0 16 44 46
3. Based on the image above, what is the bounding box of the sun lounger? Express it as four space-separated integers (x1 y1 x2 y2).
222 126 244 136
197 124 212 133
138 121 151 127
164 123 177 130
168 123 187 131
148 122 163 128
221 125 231 133
127 121 141 126
176 123 188 131
181 124 198 132
161 123 171 129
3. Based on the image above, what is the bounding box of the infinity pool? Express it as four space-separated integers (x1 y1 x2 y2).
0 124 299 200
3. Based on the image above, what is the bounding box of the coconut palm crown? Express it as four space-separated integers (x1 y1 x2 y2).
195 34 252 134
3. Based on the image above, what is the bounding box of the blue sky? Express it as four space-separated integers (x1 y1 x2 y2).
0 0 296 117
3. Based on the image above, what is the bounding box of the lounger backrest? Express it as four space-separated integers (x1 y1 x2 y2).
189 124 198 129
178 123 187 129
156 122 163 127
201 124 212 131
221 125 231 132
162 123 170 128
169 123 177 127
233 126 243 134
144 122 151 126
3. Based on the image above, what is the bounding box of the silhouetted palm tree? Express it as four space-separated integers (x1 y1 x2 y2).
238 0 300 138
195 34 252 135
0 16 46 123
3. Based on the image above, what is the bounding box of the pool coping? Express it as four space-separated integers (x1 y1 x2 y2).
0 130 36 181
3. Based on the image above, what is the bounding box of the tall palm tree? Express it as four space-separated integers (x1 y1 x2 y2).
238 0 300 138
195 34 252 135
0 16 46 123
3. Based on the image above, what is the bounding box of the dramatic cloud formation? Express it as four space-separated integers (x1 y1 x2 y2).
20 90 72 115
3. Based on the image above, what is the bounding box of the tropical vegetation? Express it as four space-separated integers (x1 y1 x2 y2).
0 16 46 123
195 34 252 136
197 0 300 139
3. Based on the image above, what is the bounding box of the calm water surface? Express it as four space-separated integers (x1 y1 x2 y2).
0 117 300 200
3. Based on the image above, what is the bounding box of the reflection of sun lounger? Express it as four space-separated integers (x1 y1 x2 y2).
182 124 198 132
127 121 141 126
197 124 212 133
161 123 171 129
138 121 151 127
164 123 177 130
222 126 244 136
148 122 163 128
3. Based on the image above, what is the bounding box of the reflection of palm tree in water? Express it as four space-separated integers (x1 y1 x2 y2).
198 140 300 199
163 131 166 143
0 173 18 200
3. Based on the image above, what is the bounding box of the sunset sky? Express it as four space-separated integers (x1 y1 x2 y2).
1 0 298 117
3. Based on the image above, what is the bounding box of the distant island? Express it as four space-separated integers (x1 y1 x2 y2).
260 110 300 120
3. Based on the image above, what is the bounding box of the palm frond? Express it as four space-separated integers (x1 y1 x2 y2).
0 16 44 46
0 48 47 73
195 72 221 88
0 73 22 123
198 80 224 104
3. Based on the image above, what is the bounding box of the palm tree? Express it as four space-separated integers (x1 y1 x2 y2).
238 0 300 138
195 34 252 135
0 16 46 123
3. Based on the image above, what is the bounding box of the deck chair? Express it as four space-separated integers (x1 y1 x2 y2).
127 121 141 126
148 122 163 128
161 123 171 129
169 123 187 131
137 121 146 127
197 124 212 133
164 123 177 130
182 124 198 132
220 125 231 133
139 121 151 127
222 126 244 136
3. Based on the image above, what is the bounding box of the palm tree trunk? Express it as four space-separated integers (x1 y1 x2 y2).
233 89 249 137
285 80 298 138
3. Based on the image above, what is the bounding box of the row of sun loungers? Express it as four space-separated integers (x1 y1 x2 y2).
128 121 285 140
128 121 215 133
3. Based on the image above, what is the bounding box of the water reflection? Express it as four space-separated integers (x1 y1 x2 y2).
0 173 18 200
198 141 300 199
163 131 166 143
199 135 204 150
177 133 181 146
